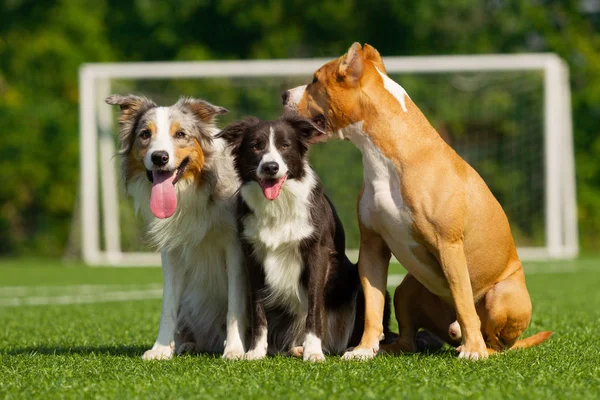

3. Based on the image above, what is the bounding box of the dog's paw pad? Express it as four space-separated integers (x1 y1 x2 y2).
244 348 267 361
457 346 488 361
223 347 245 360
303 351 325 363
342 347 377 361
142 347 173 360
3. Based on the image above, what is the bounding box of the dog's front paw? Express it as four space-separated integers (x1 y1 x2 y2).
342 346 377 361
142 345 173 360
244 347 267 360
223 344 245 360
456 338 489 360
303 349 325 363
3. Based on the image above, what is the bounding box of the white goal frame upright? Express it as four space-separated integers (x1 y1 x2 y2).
79 53 578 266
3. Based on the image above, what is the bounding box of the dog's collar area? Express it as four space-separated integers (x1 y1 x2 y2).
145 156 190 184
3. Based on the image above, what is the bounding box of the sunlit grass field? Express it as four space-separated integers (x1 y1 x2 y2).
1 258 599 399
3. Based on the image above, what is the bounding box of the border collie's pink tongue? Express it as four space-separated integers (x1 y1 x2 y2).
150 170 177 219
260 175 287 200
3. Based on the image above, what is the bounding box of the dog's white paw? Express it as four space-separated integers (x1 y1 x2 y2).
142 346 173 360
303 349 325 363
244 347 267 360
223 345 245 360
456 345 489 360
342 347 377 361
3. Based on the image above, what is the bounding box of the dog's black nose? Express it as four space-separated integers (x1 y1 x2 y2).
262 161 279 176
281 91 290 106
151 151 169 167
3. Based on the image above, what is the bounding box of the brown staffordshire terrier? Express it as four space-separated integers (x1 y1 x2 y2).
283 43 552 360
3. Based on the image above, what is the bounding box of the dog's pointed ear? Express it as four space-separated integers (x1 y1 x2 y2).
216 117 260 149
338 42 364 85
363 43 386 74
286 116 327 145
106 94 156 126
179 97 228 122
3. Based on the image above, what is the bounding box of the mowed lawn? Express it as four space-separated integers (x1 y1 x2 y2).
1 258 599 399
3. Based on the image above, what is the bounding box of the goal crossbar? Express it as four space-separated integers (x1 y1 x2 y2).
79 53 578 266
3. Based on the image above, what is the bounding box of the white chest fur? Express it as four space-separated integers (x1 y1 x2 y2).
240 170 317 314
344 122 449 297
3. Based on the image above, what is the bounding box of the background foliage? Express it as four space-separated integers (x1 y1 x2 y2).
1 0 599 255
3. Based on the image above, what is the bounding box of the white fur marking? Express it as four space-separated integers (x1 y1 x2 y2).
258 126 288 180
303 332 325 362
244 327 268 360
375 67 409 113
287 85 306 108
144 107 176 170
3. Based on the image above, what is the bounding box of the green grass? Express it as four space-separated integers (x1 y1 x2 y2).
1 258 599 399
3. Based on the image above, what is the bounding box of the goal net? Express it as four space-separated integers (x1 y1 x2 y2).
78 54 578 266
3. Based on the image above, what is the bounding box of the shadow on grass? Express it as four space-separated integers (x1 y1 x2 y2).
3 344 150 357
2 345 228 359
2 343 458 360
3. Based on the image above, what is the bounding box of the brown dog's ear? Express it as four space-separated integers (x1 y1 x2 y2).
178 97 228 122
286 116 326 146
106 94 157 154
338 42 364 85
363 43 387 74
216 117 261 149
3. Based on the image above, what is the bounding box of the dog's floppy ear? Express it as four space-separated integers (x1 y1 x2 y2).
338 42 364 85
216 117 261 149
106 94 157 154
286 116 326 146
178 97 228 123
106 94 156 125
363 43 387 74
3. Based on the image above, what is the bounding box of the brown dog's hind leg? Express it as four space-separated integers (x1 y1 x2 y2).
478 268 546 352
381 273 457 354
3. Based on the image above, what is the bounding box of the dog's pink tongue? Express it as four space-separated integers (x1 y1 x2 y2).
261 176 286 201
150 171 177 219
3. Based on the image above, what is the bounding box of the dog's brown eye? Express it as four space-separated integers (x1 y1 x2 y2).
175 131 186 139
281 143 291 149
250 142 260 150
312 75 318 84
140 129 151 139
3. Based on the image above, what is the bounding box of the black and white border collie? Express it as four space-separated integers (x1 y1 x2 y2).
218 116 391 362
106 95 247 360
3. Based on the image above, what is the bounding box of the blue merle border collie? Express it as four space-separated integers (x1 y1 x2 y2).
218 115 392 362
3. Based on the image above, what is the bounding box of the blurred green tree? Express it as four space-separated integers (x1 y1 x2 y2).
0 0 598 255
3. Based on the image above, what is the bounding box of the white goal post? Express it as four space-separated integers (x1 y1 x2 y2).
79 53 578 266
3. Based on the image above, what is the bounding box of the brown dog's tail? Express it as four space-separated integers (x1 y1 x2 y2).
486 331 553 354
511 331 553 350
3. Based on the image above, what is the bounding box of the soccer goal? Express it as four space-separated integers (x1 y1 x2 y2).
78 53 578 266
